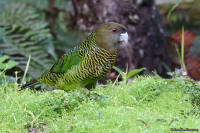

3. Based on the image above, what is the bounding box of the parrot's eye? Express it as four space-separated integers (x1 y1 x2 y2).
111 28 117 33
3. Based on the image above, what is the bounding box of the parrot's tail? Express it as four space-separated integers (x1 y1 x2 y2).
20 79 39 90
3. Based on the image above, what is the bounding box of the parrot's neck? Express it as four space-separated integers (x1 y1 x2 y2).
87 30 120 54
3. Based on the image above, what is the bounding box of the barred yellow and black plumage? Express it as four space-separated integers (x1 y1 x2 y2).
21 22 128 91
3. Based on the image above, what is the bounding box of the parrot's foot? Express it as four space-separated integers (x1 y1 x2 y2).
94 81 99 89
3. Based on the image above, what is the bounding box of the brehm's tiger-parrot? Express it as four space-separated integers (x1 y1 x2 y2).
21 22 128 91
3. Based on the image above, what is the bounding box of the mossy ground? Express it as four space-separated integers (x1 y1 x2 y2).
0 76 200 132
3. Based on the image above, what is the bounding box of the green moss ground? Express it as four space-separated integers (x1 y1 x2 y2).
0 76 200 132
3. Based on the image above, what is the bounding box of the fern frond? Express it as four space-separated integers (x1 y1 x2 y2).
0 4 57 78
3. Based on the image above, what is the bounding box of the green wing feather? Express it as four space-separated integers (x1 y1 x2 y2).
49 45 84 73
36 45 86 86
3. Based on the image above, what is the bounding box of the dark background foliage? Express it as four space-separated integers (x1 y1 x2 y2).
0 0 200 84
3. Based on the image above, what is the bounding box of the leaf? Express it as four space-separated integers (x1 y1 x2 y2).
167 72 174 76
0 27 5 35
0 76 15 84
112 66 124 76
0 4 56 77
181 26 185 70
127 67 146 79
167 0 183 19
0 55 18 70
0 55 8 64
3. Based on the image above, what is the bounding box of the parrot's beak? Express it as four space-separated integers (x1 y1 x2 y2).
120 32 128 43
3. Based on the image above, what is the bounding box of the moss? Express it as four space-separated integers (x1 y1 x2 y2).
0 76 199 132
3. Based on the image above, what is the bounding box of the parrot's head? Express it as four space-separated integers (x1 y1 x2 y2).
95 22 128 53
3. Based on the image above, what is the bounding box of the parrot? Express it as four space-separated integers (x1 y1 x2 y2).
20 22 128 91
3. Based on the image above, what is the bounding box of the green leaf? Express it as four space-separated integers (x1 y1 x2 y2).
0 76 14 84
112 66 124 76
167 72 174 76
152 71 162 79
0 4 55 78
0 55 18 70
181 26 185 69
0 27 5 35
127 67 146 79
0 55 9 64
167 0 182 19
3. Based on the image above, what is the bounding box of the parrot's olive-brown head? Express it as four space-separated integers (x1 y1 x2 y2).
95 22 128 53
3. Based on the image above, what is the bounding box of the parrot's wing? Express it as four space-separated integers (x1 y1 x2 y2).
49 46 85 73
